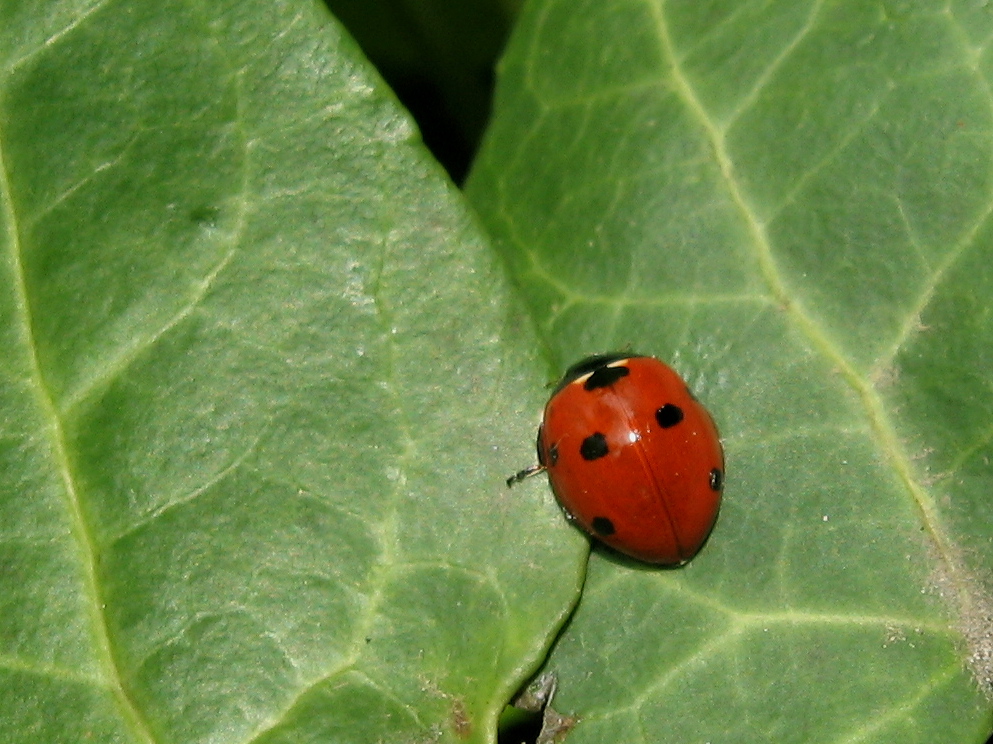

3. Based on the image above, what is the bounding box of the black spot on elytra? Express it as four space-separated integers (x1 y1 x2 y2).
591 516 615 536
580 433 609 460
548 442 559 466
710 468 723 491
584 364 629 391
655 403 684 428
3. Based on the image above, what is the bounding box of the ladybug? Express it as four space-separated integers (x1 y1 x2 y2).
508 353 724 565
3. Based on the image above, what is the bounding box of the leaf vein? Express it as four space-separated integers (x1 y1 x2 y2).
721 0 826 132
653 0 978 649
0 107 158 744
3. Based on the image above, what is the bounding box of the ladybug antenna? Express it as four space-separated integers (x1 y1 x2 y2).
506 464 545 488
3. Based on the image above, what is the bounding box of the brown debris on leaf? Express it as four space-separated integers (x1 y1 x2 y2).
512 673 578 744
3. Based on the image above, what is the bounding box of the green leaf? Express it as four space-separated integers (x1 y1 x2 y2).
467 0 993 741
0 1 582 742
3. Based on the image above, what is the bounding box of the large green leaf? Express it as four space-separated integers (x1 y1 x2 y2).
467 0 993 742
0 1 583 742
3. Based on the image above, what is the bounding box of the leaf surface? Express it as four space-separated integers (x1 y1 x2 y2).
0 1 582 742
466 0 993 741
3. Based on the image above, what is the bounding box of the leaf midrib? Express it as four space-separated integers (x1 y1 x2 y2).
650 1 973 618
0 72 159 744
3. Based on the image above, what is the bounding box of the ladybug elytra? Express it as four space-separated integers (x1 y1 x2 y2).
509 353 724 565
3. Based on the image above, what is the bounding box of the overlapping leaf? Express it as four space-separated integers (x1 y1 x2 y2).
0 1 583 743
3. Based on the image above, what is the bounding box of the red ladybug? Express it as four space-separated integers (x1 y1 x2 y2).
509 353 724 565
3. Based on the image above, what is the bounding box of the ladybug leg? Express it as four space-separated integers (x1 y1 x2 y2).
506 464 545 488
506 424 549 487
